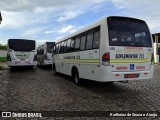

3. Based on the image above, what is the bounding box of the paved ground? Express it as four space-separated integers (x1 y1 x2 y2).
0 65 160 120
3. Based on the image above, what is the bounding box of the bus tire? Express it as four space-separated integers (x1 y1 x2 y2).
30 66 34 69
52 64 55 70
10 66 14 71
37 63 40 67
73 69 82 86
40 62 43 68
106 82 114 85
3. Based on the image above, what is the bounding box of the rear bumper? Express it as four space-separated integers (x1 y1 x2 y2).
110 70 153 81
43 60 52 65
7 61 37 66
97 65 154 82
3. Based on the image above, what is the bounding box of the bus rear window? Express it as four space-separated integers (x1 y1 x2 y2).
8 39 35 51
108 17 152 47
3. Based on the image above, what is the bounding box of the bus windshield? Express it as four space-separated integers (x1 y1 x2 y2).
108 17 152 47
8 39 35 51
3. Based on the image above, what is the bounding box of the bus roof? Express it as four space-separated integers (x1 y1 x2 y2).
8 39 35 42
37 42 55 48
55 16 145 43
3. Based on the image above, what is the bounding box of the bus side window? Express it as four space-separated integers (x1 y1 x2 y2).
39 47 41 54
38 48 40 55
70 39 75 52
52 46 56 55
37 48 39 55
93 27 100 49
74 36 80 51
80 33 86 50
40 47 44 55
56 44 59 54
59 42 64 53
66 39 71 52
63 41 67 53
86 30 94 50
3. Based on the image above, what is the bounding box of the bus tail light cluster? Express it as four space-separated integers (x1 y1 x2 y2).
34 54 37 61
102 52 110 66
7 54 11 61
151 53 154 65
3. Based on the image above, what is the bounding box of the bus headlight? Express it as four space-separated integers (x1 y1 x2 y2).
7 54 11 61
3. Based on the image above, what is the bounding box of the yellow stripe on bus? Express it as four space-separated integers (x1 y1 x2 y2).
59 58 151 63
110 58 151 63
62 59 99 63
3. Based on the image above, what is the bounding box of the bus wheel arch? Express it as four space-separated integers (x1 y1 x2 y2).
71 66 82 86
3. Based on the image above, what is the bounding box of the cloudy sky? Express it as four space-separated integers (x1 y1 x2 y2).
0 0 160 45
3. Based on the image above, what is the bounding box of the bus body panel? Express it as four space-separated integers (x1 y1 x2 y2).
55 49 100 80
109 46 152 72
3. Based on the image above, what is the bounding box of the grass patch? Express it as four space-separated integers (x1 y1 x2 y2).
0 57 7 62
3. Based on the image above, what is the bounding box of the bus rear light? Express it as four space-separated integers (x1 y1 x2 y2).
7 54 11 61
151 53 154 65
144 73 148 75
102 52 110 66
34 55 37 61
115 74 120 76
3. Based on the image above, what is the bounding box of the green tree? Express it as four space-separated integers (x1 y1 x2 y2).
0 44 7 50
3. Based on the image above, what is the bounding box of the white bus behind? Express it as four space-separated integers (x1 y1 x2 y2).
37 42 55 67
7 39 37 68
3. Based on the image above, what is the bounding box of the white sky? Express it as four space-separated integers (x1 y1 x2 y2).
0 0 160 45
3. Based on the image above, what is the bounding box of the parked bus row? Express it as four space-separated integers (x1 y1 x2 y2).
7 16 154 85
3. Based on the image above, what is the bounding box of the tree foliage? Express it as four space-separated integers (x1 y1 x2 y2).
0 44 7 50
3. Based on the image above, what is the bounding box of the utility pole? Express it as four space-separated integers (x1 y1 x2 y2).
0 12 2 24
154 35 159 63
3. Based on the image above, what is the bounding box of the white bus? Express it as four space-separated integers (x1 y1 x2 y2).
37 42 55 67
52 16 154 85
7 39 37 68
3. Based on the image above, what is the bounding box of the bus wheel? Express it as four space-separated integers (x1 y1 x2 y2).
40 62 42 68
73 70 82 86
10 66 14 71
52 64 55 70
106 82 114 85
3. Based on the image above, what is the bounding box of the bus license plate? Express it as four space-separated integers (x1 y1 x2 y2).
124 73 139 78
